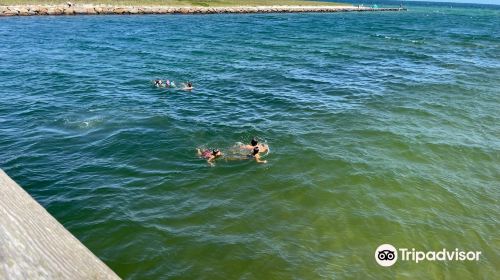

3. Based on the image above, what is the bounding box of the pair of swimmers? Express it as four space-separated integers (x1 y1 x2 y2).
197 138 268 166
153 79 193 91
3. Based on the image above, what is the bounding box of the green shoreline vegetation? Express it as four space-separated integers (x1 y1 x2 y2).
0 0 348 7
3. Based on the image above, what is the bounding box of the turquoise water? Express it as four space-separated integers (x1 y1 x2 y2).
1 4 499 279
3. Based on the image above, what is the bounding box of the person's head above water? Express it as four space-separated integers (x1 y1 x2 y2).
252 146 259 155
212 149 221 156
251 138 258 146
187 82 192 87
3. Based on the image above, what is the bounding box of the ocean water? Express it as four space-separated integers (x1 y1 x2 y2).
0 3 499 279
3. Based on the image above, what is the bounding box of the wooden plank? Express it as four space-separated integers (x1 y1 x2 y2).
0 169 120 280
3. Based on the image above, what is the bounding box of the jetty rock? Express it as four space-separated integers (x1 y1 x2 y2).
0 4 406 16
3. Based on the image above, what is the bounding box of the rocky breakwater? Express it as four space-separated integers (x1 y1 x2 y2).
0 4 406 16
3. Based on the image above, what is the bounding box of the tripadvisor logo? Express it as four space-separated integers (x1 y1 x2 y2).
375 244 397 267
375 244 482 267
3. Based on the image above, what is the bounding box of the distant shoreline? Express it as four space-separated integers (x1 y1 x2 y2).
0 4 406 16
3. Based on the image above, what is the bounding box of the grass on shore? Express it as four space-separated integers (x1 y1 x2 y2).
0 0 349 7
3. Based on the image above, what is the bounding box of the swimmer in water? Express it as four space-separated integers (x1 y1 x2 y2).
197 148 222 166
182 82 194 91
239 137 269 154
248 146 267 163
153 79 163 88
170 81 176 88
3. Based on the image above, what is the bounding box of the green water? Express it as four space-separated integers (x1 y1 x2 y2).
0 3 499 279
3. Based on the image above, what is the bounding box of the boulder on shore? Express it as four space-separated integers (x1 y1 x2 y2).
113 7 127 14
63 8 75 15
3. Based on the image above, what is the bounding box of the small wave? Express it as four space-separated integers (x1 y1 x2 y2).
61 116 104 129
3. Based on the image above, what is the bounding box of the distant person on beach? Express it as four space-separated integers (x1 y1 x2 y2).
239 137 269 154
182 82 193 91
197 148 222 166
